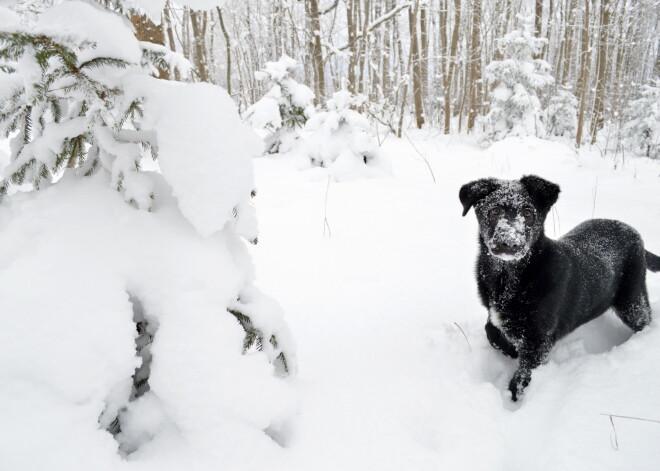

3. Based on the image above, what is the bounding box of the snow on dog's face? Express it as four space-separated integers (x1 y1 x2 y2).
459 176 560 262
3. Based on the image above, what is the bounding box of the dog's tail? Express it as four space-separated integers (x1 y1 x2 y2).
646 250 660 272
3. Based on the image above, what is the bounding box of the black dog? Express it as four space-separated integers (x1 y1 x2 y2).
459 175 659 401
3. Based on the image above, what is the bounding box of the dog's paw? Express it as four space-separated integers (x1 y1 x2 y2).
508 369 531 402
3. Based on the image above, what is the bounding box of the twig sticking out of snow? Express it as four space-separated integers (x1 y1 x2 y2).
591 177 599 218
323 175 332 238
453 322 472 353
600 413 660 424
404 131 436 183
601 413 660 451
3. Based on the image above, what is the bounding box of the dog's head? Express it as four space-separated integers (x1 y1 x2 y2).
459 175 560 261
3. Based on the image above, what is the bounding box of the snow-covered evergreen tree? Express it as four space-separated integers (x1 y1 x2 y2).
624 79 660 159
479 18 554 144
301 90 390 179
244 55 315 154
544 86 578 138
0 3 296 465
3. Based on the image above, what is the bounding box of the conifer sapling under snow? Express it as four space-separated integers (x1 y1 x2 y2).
544 86 578 138
301 90 391 179
0 7 296 462
479 18 554 144
244 55 315 154
623 79 660 159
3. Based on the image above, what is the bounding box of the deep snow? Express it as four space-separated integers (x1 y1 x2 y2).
1 133 659 470
250 133 660 471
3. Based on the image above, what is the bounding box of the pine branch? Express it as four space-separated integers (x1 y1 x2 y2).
79 57 131 70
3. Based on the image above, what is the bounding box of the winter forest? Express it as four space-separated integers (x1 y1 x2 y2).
1 0 659 470
132 0 660 150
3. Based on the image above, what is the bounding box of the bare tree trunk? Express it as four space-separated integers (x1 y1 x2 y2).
163 2 179 81
590 0 610 144
420 4 429 97
216 7 232 95
467 0 481 132
444 0 461 134
346 0 357 92
575 0 590 148
534 0 544 36
561 0 575 85
357 0 371 95
307 0 326 102
409 1 425 129
190 10 210 82
182 7 191 64
382 0 393 97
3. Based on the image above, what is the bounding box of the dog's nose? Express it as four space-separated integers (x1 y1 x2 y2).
497 241 521 252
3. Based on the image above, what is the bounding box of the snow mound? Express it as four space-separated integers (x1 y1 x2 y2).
0 174 295 470
125 76 262 239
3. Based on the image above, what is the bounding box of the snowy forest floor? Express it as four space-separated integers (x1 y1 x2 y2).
250 132 660 471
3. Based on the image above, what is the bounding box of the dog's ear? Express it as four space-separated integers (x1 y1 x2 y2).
520 175 560 214
459 178 499 216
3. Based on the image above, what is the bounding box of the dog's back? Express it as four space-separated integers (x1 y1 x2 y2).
556 218 653 334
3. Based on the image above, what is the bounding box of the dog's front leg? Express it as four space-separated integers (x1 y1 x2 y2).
508 340 551 401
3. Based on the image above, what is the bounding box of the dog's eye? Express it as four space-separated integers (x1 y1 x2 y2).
522 209 534 219
489 207 503 217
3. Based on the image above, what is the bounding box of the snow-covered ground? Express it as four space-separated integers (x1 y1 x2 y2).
250 133 660 471
1 133 659 470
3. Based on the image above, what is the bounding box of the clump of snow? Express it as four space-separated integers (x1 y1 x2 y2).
0 173 296 470
124 76 262 239
244 55 315 154
35 2 141 64
298 90 391 180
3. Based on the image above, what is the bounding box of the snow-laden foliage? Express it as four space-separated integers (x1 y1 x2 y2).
139 41 192 79
623 79 660 159
300 90 391 180
479 19 554 145
0 4 155 207
244 54 315 154
0 3 296 467
543 86 578 138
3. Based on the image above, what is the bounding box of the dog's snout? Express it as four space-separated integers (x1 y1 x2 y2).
495 241 522 252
